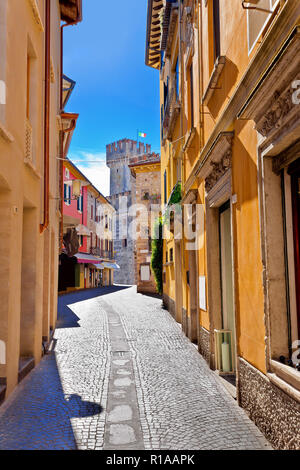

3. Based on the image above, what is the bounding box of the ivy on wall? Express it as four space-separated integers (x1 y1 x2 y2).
163 182 182 224
151 217 163 295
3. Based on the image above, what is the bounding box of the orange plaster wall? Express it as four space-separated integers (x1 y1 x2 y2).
232 120 266 373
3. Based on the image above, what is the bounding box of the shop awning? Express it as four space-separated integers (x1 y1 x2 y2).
63 214 81 228
75 253 102 264
76 224 90 236
102 262 120 270
90 263 104 270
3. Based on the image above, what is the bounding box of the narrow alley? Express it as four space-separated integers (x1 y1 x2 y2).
0 287 270 450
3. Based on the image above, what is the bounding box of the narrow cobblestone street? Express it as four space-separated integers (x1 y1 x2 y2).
0 287 271 450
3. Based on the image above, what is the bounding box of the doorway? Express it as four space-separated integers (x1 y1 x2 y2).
289 160 300 339
219 201 236 374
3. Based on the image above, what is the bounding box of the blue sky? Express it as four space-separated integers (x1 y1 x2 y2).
63 0 160 195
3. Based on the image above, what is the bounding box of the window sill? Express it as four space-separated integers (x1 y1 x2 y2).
24 158 41 179
268 359 300 403
0 122 14 143
201 56 226 106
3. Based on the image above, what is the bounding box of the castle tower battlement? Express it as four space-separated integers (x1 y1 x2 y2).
106 138 152 197
106 138 152 165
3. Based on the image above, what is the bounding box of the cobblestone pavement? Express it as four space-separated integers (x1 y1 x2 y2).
0 286 271 450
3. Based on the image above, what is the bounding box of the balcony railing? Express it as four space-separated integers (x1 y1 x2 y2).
90 247 114 260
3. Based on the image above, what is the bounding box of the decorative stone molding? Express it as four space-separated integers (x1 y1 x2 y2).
205 150 232 192
239 26 300 153
28 0 44 32
272 138 300 174
195 131 233 194
256 87 295 138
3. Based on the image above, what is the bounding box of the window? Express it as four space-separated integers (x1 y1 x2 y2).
170 248 174 263
65 168 70 179
166 251 168 263
189 64 194 129
64 184 71 205
91 204 94 220
122 239 128 248
141 264 150 282
164 170 167 204
213 0 221 62
164 77 169 111
79 235 83 247
105 214 108 229
175 57 180 100
77 194 83 212
247 0 279 54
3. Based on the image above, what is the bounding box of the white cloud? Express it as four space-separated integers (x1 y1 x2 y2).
68 150 110 196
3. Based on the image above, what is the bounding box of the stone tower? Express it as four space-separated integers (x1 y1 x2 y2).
106 139 152 285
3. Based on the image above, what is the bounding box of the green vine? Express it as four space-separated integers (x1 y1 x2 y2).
163 182 182 224
151 217 163 295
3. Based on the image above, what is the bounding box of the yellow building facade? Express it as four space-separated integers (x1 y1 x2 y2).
0 0 82 403
146 0 300 448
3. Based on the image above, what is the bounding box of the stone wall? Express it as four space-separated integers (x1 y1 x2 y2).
238 357 300 450
199 326 211 367
163 293 176 318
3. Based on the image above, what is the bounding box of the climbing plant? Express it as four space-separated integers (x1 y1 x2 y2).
151 217 163 295
163 182 182 224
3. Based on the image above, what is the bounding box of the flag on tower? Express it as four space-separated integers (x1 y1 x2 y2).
138 132 147 138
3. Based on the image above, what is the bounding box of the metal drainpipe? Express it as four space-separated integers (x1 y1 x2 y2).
40 0 51 234
198 0 204 151
179 1 184 185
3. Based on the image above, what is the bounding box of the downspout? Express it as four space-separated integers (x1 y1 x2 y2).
198 0 204 150
40 0 51 233
179 2 184 185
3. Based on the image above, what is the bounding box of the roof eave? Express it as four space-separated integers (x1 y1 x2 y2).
60 0 83 24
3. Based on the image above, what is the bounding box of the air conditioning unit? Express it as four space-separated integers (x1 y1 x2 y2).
214 329 235 374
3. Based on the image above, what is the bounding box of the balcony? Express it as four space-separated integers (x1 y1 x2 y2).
90 247 114 260
162 86 181 143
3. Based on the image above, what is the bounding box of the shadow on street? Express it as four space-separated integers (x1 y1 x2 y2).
57 285 132 328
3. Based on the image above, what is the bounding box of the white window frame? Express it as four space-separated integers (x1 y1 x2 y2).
247 0 280 55
140 264 151 282
0 1 7 126
64 183 71 206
